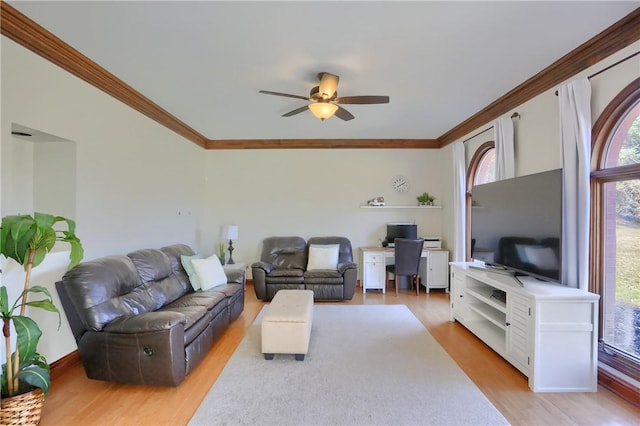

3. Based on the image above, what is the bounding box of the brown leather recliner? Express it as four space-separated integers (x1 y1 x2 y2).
252 236 357 301
55 244 244 386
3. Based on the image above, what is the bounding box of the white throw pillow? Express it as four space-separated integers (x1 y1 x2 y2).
523 246 559 270
307 244 340 271
191 255 228 290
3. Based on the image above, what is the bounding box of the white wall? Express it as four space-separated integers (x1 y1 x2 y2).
33 141 76 220
441 41 640 259
1 37 206 362
203 149 445 276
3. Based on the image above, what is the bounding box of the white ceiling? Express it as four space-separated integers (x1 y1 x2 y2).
8 1 639 141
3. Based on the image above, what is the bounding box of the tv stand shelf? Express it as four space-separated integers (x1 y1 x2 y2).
450 262 599 392
466 285 506 312
468 302 506 330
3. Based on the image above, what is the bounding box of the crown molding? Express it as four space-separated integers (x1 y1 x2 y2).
206 139 439 149
437 7 640 148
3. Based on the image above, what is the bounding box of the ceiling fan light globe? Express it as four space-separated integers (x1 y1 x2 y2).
309 102 338 120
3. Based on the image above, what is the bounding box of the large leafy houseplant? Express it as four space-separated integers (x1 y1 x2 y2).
1 213 83 398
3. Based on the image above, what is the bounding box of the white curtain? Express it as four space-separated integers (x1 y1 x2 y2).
494 117 515 180
452 141 466 262
559 78 591 290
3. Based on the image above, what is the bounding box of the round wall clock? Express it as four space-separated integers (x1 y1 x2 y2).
392 175 410 193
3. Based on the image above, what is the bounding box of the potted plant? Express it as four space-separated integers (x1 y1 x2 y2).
218 241 226 265
1 213 83 425
417 192 436 206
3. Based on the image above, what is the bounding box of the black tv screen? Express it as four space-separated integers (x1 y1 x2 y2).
471 169 562 283
386 223 417 244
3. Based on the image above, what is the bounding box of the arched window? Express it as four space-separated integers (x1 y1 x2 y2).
466 142 496 260
472 144 496 185
591 77 640 382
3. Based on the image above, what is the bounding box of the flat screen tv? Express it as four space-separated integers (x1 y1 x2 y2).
471 169 562 283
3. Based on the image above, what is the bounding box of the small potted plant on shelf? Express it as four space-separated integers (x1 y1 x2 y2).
417 192 436 206
1 213 83 425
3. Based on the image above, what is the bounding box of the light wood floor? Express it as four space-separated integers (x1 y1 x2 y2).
41 284 640 425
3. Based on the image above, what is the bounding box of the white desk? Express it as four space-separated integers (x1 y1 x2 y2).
360 247 449 294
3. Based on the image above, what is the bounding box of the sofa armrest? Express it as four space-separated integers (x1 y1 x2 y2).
337 261 358 274
251 263 268 300
251 261 275 274
103 311 185 333
224 269 245 285
78 326 186 386
342 265 358 300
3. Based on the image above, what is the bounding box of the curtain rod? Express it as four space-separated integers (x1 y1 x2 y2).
555 50 640 95
462 112 520 144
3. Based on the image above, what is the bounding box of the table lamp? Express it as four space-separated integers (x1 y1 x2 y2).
221 225 239 264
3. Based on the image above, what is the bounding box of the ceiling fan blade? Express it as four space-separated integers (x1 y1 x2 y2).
282 105 309 117
259 90 310 101
335 105 355 121
334 95 390 104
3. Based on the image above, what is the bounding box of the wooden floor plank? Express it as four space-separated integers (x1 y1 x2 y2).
40 285 640 425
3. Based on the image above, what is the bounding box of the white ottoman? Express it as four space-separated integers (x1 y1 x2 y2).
261 289 314 361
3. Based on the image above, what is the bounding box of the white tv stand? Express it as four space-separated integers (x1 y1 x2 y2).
450 262 599 392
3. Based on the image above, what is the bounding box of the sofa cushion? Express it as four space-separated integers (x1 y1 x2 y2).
165 291 226 311
261 236 308 269
307 244 340 270
60 255 151 331
269 269 304 277
307 237 354 264
128 249 188 308
191 255 227 290
128 249 173 282
304 270 344 284
159 305 209 331
266 275 305 284
206 283 242 298
160 244 196 293
158 305 211 345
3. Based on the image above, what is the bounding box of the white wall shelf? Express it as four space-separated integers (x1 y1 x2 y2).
360 205 442 209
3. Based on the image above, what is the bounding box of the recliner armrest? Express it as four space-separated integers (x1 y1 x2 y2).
103 311 186 333
225 269 245 285
337 261 358 274
251 261 275 274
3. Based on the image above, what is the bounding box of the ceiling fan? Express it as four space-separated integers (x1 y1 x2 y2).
259 72 390 121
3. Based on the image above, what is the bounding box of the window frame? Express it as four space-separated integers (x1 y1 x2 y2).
466 141 495 261
590 76 640 382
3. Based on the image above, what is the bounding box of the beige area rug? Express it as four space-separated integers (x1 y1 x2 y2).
189 304 509 426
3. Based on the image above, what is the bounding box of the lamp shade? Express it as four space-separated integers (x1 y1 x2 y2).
319 72 339 98
221 225 239 240
309 102 338 120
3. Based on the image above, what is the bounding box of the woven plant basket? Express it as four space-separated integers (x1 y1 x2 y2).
1 387 45 425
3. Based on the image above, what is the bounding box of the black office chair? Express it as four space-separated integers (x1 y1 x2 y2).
386 238 425 296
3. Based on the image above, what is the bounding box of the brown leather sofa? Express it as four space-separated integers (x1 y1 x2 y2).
251 236 357 301
55 244 244 386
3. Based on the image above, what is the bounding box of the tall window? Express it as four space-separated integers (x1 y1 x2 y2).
591 77 640 381
467 142 496 259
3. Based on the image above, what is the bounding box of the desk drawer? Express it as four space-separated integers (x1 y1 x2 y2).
364 253 384 263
